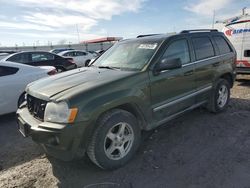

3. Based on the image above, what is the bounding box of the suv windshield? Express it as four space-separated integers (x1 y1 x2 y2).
93 39 161 71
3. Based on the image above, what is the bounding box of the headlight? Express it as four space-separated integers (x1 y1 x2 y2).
44 101 78 123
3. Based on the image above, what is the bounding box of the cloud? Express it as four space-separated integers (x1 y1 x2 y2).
184 0 232 16
23 13 97 30
16 0 145 19
13 0 145 24
0 0 146 45
0 21 54 31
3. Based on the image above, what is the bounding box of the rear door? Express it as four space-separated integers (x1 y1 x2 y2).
149 37 195 125
191 35 217 102
75 51 88 66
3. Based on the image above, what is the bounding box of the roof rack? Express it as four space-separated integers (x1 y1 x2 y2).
136 34 161 38
180 29 218 34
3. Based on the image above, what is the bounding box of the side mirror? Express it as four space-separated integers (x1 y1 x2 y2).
155 58 182 72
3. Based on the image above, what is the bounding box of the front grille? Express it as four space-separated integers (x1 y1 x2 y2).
27 95 47 121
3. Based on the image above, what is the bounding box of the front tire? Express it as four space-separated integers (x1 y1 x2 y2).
56 67 65 72
85 60 91 67
87 109 141 170
207 79 230 113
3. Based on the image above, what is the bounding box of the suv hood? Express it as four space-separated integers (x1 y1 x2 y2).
27 67 136 100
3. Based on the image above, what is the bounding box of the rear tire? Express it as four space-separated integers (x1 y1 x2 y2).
87 109 141 170
207 79 230 113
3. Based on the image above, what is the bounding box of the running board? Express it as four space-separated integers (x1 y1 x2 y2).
156 101 207 126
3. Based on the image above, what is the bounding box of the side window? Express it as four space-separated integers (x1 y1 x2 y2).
162 39 190 65
244 50 250 57
213 36 232 54
31 53 54 62
8 53 29 63
192 37 215 60
65 52 73 56
63 52 70 57
77 51 87 56
0 66 19 77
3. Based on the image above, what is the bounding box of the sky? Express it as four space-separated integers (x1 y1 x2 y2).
0 0 249 47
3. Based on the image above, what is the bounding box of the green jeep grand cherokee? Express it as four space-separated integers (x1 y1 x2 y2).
17 29 236 169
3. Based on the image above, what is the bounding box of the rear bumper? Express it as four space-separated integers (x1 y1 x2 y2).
236 67 250 74
67 64 77 70
16 107 89 161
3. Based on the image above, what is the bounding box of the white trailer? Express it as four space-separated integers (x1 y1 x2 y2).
221 12 250 74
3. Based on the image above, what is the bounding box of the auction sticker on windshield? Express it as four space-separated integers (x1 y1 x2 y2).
138 43 158 50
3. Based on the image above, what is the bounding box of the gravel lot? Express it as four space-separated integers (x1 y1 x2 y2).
0 76 250 188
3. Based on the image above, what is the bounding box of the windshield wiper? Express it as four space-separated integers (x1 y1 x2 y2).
97 66 120 70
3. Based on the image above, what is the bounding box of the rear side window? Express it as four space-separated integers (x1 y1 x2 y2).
192 37 215 60
64 52 74 56
213 36 232 54
162 39 190 65
8 53 29 63
0 66 19 77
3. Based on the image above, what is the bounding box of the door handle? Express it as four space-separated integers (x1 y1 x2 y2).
184 70 194 76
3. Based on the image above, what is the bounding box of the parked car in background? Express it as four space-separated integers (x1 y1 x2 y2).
17 29 236 169
0 53 9 60
0 61 56 115
88 51 100 57
96 49 105 55
50 48 75 54
58 50 96 67
0 50 19 60
1 51 76 72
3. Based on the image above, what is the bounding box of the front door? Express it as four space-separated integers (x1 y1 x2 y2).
149 38 195 126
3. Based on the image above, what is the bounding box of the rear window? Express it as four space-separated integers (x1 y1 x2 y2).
213 36 232 54
192 37 215 60
8 53 29 63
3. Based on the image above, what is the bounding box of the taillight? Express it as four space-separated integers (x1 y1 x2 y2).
68 58 75 64
47 69 57 75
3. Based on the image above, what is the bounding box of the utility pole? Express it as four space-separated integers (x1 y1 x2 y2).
212 10 215 29
76 24 80 43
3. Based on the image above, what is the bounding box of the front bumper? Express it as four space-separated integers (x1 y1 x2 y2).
17 107 88 161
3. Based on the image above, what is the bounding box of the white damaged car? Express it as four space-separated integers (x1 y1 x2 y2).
0 61 56 115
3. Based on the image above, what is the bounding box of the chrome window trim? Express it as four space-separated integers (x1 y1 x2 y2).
183 52 233 67
158 52 233 73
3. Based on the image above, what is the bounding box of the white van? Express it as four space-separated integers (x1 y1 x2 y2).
222 14 250 74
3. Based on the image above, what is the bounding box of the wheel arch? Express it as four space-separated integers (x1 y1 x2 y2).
80 102 146 153
219 72 234 88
